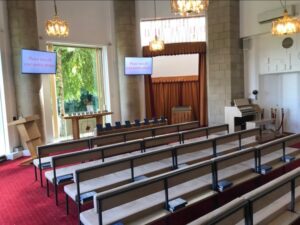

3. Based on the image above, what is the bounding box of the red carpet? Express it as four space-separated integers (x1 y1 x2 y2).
0 158 77 225
2 153 300 225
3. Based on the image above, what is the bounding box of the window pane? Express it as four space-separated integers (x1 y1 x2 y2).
140 16 206 47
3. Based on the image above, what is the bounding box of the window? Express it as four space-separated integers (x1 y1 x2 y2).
48 45 108 139
140 16 206 47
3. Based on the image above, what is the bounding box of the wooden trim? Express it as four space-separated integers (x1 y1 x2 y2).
151 76 199 83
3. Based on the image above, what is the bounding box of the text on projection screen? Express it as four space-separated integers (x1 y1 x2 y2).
152 54 199 78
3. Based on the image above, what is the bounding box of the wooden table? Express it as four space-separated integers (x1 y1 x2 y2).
64 111 113 139
8 114 43 165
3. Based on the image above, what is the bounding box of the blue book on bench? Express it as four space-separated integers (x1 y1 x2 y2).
281 155 295 163
56 174 73 185
259 165 272 175
40 162 51 169
177 163 188 169
168 198 187 212
134 175 148 182
112 222 124 225
80 191 96 204
217 180 232 192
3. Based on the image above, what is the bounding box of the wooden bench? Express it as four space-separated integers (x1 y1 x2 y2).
35 121 200 186
187 167 300 225
35 138 91 186
255 134 300 174
46 131 181 205
81 160 215 225
79 134 300 225
63 128 259 216
46 139 143 205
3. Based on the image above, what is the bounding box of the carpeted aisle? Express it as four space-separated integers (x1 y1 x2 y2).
0 158 77 225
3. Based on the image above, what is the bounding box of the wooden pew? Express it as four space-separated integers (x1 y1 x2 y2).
81 160 215 225
187 166 300 225
47 132 181 205
46 140 143 205
35 138 91 187
181 124 229 144
79 134 300 225
45 125 240 207
211 148 258 192
255 134 300 174
35 121 200 186
64 128 258 216
187 197 247 225
67 146 176 214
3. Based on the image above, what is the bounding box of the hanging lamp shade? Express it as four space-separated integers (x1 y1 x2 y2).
272 9 300 36
149 0 165 52
45 0 69 37
149 35 165 51
171 0 209 16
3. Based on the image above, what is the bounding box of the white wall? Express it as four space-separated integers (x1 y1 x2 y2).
152 54 199 77
240 0 300 38
35 0 121 143
241 1 300 133
0 1 19 154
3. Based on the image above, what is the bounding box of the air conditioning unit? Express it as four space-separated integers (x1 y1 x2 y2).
258 5 295 24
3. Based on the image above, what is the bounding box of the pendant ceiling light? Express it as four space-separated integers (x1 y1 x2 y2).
149 0 165 52
171 0 209 16
45 0 69 37
272 0 300 36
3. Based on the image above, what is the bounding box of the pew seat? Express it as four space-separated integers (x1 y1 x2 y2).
45 151 142 184
33 156 52 168
188 198 246 225
64 158 173 201
81 178 215 225
66 142 243 206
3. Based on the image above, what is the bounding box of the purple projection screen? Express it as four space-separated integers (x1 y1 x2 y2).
124 57 152 75
21 49 57 74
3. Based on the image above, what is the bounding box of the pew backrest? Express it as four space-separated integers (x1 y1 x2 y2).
144 133 181 150
52 139 143 168
37 138 91 158
177 121 200 131
188 167 300 225
94 160 213 215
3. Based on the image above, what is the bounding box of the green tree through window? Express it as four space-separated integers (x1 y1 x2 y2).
53 46 104 138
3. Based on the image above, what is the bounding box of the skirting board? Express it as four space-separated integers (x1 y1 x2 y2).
22 149 31 157
6 151 23 160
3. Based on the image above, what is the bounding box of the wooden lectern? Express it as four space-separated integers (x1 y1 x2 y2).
8 115 43 165
171 106 193 124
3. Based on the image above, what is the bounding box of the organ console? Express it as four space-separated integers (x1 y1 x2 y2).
225 99 262 133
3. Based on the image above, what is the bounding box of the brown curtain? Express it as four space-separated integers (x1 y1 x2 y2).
198 52 208 126
143 42 207 126
152 76 199 122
